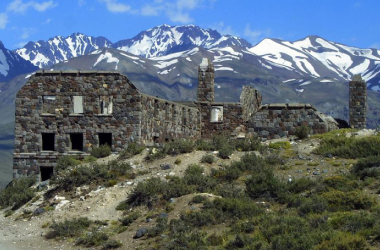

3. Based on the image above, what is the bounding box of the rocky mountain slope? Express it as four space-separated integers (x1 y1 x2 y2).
0 41 37 82
15 33 112 68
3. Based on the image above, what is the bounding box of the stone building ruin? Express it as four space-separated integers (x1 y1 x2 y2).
14 58 350 180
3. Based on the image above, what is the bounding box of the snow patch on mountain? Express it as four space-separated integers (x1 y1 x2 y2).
215 67 234 71
94 52 119 70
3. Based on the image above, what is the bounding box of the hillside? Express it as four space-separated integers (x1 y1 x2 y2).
2 131 380 249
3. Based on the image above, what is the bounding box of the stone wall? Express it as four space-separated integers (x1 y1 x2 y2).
248 103 333 140
140 94 201 146
349 75 367 129
197 102 244 138
197 58 214 102
240 86 262 122
13 71 201 178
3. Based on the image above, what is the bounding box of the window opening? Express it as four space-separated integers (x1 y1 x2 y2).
70 133 83 151
98 133 112 147
42 96 56 114
42 133 55 151
100 96 113 114
72 96 84 114
210 106 223 122
40 166 54 181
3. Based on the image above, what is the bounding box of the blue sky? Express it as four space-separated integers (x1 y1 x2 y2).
0 0 379 50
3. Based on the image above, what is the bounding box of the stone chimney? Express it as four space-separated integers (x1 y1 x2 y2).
197 58 214 102
349 74 367 129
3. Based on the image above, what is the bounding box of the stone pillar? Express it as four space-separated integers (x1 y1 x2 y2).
349 75 367 129
197 58 214 102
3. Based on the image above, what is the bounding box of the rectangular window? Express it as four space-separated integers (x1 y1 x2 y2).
42 133 55 151
98 133 112 147
72 96 84 114
210 106 223 122
40 166 54 181
70 133 83 151
42 96 56 114
100 96 113 114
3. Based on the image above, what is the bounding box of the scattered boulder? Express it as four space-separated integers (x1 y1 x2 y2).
160 164 171 170
134 228 147 239
33 208 45 215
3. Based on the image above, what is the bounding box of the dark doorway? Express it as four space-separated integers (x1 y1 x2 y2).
70 133 83 151
99 133 112 147
42 133 55 151
40 166 54 181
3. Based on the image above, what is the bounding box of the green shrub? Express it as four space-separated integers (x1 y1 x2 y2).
211 165 242 182
295 125 311 139
245 168 283 199
269 141 291 150
76 229 109 247
298 195 328 215
144 148 167 162
315 136 380 159
352 155 380 179
102 240 122 249
180 209 220 227
120 212 140 226
118 143 145 160
218 146 233 159
148 217 168 237
286 177 316 193
233 137 261 151
91 144 112 158
126 177 166 208
322 176 359 192
211 198 264 219
107 160 132 177
191 195 207 204
321 190 374 211
315 232 367 250
174 158 182 165
164 139 195 155
207 233 225 246
200 154 215 164
0 176 36 209
163 177 194 200
55 156 80 174
45 217 92 239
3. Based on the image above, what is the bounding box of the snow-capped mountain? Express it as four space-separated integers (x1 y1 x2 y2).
248 36 380 89
15 33 112 68
112 24 252 58
0 41 37 82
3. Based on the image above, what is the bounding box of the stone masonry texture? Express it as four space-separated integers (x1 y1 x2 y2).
349 75 367 129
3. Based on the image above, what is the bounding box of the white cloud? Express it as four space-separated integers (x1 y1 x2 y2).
14 41 28 48
99 0 131 13
0 13 8 29
7 0 57 14
212 21 238 36
140 0 212 24
244 23 270 44
42 18 51 24
21 27 36 39
166 10 192 23
78 0 86 6
141 5 161 16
